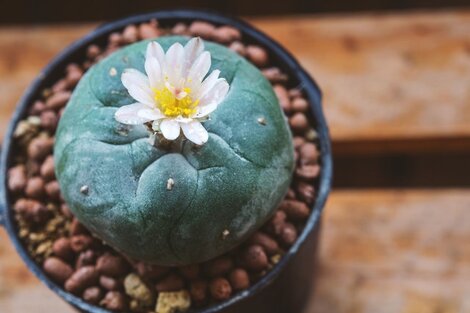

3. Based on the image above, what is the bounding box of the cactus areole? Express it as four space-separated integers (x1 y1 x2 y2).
54 36 294 266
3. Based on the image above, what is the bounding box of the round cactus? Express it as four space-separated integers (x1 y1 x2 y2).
54 36 294 266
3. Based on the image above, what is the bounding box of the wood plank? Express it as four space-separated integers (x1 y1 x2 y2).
2 189 470 312
308 189 470 313
1 11 470 154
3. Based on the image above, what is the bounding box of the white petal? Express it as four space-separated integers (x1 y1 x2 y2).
187 51 211 86
194 102 218 118
137 108 164 120
195 70 220 99
181 121 209 145
121 69 154 106
198 79 229 106
145 57 163 90
115 103 151 125
146 42 165 66
183 37 204 77
160 119 181 140
165 42 185 88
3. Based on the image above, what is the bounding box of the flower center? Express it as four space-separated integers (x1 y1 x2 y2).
153 84 199 118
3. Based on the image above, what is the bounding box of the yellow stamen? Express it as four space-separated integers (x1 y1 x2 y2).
153 86 199 118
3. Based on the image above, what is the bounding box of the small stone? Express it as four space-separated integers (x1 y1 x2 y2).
280 223 298 246
139 23 160 39
135 262 169 280
52 237 74 261
70 218 89 235
43 257 74 284
203 256 234 278
155 291 191 313
296 182 316 204
96 253 129 277
14 198 50 224
100 291 128 311
25 177 45 199
70 235 95 253
75 250 97 269
171 23 188 35
45 180 61 200
279 200 310 220
66 67 83 87
212 26 241 43
122 25 139 43
228 41 246 56
270 254 282 265
246 45 269 67
291 97 309 112
45 91 71 110
248 232 279 256
29 100 47 115
266 210 287 236
189 280 207 305
108 32 123 46
296 164 321 181
40 155 55 181
273 84 291 113
65 266 99 294
83 286 103 305
289 113 309 132
124 273 155 306
40 110 59 131
189 21 215 39
228 268 250 291
209 277 232 301
100 275 121 291
166 178 175 191
155 273 185 293
86 44 101 59
299 143 319 165
262 67 288 83
305 128 318 141
28 136 54 161
242 245 268 271
8 165 27 194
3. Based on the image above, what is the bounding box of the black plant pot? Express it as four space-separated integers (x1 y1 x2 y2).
0 9 332 313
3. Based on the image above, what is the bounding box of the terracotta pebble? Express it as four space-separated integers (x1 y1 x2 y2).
246 45 269 67
52 237 74 261
100 291 128 311
83 286 103 305
8 165 27 194
209 277 232 301
189 21 216 38
242 245 268 271
43 257 74 284
228 268 250 290
96 253 129 277
65 266 99 294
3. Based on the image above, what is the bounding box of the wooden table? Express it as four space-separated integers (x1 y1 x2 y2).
1 10 470 313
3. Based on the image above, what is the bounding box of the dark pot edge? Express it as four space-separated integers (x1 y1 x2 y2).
0 9 333 313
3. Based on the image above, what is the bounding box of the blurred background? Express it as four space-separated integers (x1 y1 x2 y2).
1 0 470 24
1 1 470 313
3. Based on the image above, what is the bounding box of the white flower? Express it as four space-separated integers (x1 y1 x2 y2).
115 37 230 145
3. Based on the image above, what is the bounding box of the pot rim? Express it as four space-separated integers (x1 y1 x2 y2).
0 9 333 313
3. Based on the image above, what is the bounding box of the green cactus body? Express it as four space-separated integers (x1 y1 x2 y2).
54 36 294 266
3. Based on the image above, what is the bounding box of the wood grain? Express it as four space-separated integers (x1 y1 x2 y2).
1 11 470 154
2 189 470 312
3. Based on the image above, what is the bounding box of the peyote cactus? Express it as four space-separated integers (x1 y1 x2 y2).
54 36 294 266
